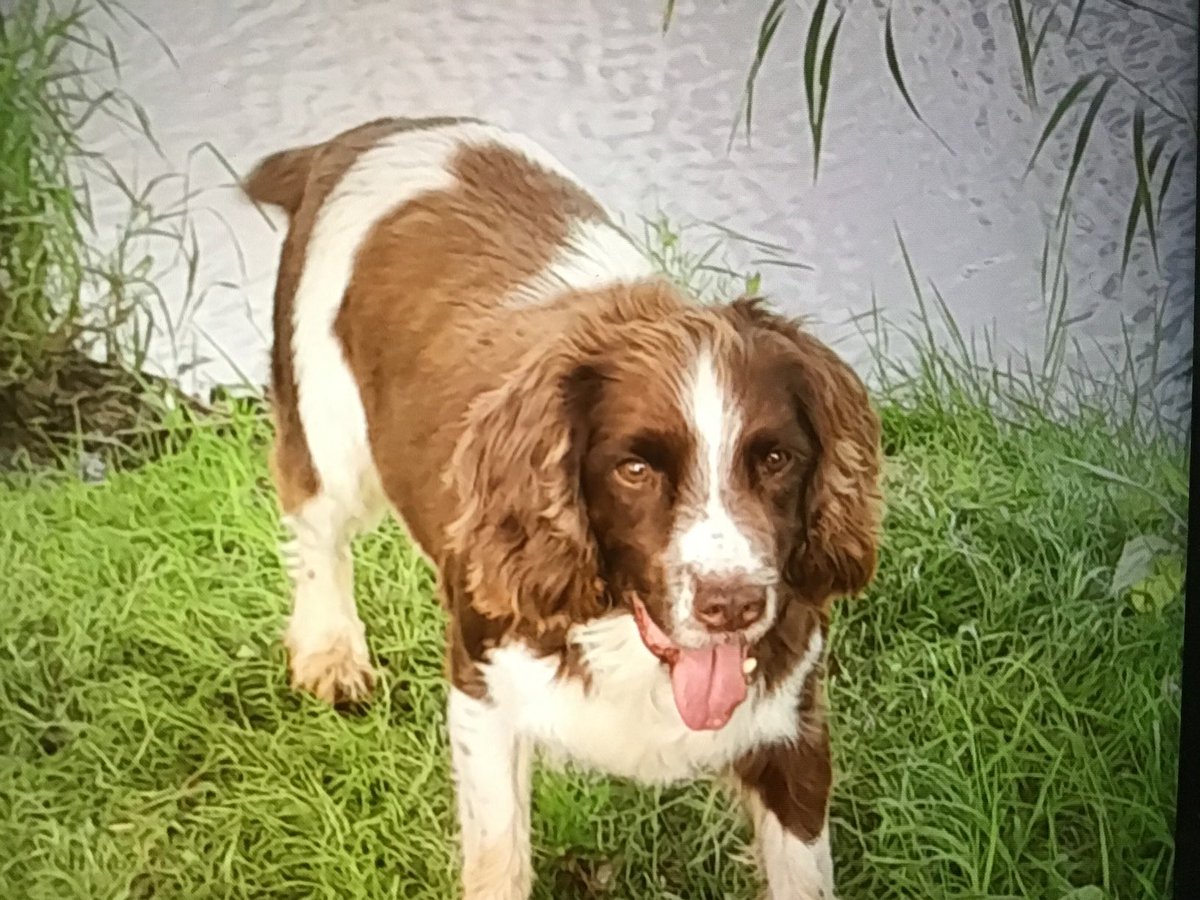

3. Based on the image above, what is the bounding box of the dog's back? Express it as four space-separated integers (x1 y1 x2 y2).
244 116 657 557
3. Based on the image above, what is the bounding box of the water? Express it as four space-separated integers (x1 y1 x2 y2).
76 0 1196 426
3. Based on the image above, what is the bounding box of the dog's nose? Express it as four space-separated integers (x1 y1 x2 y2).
692 575 767 632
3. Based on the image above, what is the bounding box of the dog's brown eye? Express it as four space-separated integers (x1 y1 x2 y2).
615 458 652 486
759 448 793 476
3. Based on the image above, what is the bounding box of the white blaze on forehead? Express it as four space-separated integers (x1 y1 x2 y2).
676 348 758 573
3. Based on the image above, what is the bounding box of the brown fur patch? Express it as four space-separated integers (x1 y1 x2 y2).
733 659 833 842
438 284 695 694
326 137 628 693
725 298 883 603
244 116 480 513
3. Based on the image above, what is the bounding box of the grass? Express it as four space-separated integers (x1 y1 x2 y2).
0 305 1185 899
0 0 237 471
1 0 89 381
0 0 168 384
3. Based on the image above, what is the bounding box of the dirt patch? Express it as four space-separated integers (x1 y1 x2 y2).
0 347 210 475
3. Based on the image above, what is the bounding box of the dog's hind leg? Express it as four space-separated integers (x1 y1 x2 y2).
278 492 378 705
272 417 383 706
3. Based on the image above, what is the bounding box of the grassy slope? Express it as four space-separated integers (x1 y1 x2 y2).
0 383 1183 900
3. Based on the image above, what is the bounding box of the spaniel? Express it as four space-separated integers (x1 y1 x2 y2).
244 116 882 900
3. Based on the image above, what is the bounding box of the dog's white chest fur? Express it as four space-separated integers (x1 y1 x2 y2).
481 614 822 783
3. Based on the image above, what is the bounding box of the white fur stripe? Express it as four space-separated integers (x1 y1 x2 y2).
680 347 751 569
501 219 654 308
668 348 773 642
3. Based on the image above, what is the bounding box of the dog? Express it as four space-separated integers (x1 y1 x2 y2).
243 116 882 900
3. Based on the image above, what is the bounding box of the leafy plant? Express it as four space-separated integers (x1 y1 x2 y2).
0 0 91 383
1006 0 1057 108
1035 74 1117 228
801 0 844 182
883 3 954 154
667 0 1191 337
1025 71 1180 280
0 0 242 469
727 0 788 149
722 0 845 181
1110 534 1183 615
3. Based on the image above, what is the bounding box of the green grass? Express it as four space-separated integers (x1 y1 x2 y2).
0 350 1184 898
0 0 245 469
1 0 91 380
0 0 164 383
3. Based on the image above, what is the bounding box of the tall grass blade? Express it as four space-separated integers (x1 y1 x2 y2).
661 0 677 34
1121 126 1168 279
1025 72 1100 175
1039 231 1051 298
803 0 828 136
1131 106 1160 267
812 10 844 182
1043 266 1071 399
1055 76 1116 226
1120 193 1143 282
95 0 179 67
1008 0 1038 107
728 0 787 149
130 97 165 158
1146 136 1166 177
1155 148 1180 217
929 281 979 398
1031 5 1054 60
893 222 954 398
883 5 955 155
1041 213 1072 396
102 35 120 76
1067 0 1089 40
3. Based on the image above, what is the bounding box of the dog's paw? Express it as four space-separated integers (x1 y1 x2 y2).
462 849 534 900
462 879 532 900
286 629 375 706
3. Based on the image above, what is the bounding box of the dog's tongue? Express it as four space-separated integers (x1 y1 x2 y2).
670 642 748 731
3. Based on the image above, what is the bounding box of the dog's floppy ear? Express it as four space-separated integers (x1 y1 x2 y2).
731 297 883 600
445 345 605 631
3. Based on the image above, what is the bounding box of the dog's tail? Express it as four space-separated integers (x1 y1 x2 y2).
242 143 321 218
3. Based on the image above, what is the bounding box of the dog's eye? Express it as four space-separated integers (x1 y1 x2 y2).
615 457 653 487
758 447 793 476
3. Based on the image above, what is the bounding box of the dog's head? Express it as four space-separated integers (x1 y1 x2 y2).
447 294 881 729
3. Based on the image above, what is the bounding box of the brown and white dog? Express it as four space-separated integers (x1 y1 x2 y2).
244 116 882 900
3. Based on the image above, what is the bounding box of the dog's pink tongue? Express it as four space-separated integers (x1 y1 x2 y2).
670 643 747 731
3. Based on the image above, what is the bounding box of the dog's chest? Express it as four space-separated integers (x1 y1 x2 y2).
482 615 813 784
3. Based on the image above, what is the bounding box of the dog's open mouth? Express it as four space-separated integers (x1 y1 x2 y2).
631 597 749 731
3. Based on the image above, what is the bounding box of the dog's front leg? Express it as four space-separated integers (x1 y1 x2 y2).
746 794 835 900
734 724 836 900
447 688 533 900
